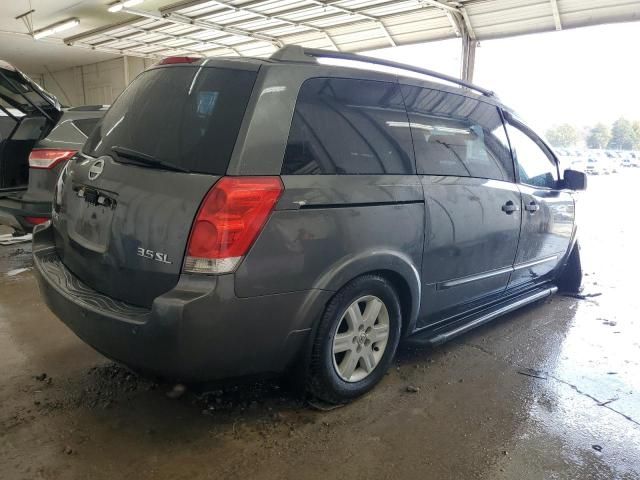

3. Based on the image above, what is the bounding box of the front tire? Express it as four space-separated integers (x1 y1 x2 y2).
307 274 402 404
558 241 583 293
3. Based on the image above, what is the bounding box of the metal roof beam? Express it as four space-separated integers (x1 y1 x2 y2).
82 31 207 57
65 18 143 44
69 40 163 60
120 6 284 47
67 22 242 56
6 27 158 60
459 7 476 40
445 11 461 37
192 0 436 48
416 1 467 38
190 0 397 47
64 14 245 52
222 1 422 30
204 3 363 29
416 0 479 78
303 0 397 47
550 0 563 30
124 25 240 55
166 0 341 50
68 0 404 52
417 0 458 14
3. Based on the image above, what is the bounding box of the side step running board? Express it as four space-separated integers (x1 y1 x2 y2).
406 286 557 347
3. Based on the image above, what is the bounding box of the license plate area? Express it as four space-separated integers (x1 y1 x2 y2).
67 185 117 253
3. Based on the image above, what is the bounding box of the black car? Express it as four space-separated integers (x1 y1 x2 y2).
30 47 586 404
0 62 105 232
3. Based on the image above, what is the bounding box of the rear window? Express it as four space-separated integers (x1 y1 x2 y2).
83 66 257 174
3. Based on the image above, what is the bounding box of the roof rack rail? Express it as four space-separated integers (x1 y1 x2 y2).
270 45 495 98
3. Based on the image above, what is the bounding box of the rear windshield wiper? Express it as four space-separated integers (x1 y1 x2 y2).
110 146 190 173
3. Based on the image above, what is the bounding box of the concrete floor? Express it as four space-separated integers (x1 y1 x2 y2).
1 172 639 480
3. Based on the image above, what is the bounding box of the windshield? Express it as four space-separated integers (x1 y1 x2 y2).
83 65 257 174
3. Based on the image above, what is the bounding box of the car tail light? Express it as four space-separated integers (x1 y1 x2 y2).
29 149 77 169
184 177 283 274
158 56 200 65
25 216 48 225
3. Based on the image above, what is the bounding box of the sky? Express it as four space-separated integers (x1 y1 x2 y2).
365 21 640 134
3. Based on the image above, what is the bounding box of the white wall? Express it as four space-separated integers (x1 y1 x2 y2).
32 56 156 107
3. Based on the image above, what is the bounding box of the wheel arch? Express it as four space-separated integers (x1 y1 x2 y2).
311 249 421 336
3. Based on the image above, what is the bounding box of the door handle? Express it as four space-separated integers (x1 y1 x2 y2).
501 200 519 214
525 201 540 213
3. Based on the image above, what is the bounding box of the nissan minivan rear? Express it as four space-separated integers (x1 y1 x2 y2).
34 57 328 383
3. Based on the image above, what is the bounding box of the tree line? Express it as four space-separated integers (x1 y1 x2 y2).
545 118 640 150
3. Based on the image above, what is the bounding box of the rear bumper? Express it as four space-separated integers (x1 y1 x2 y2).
33 223 332 381
0 193 50 232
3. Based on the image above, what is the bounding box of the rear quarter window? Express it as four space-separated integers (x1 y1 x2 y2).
282 77 415 175
43 118 88 146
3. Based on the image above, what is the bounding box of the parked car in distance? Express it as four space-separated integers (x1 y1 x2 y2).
620 152 632 167
556 149 585 173
31 47 587 404
0 93 106 233
623 152 640 168
584 157 608 175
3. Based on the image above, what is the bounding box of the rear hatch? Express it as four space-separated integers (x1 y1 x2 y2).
52 61 258 307
0 61 62 192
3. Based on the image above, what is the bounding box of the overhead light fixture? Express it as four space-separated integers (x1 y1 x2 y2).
33 18 80 40
108 0 144 13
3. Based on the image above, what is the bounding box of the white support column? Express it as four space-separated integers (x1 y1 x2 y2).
460 32 476 84
446 10 476 84
123 56 129 86
416 1 477 83
446 11 461 37
459 7 477 41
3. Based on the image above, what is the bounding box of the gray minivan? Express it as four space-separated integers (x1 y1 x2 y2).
33 47 586 404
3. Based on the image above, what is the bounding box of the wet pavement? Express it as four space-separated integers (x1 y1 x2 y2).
1 171 639 480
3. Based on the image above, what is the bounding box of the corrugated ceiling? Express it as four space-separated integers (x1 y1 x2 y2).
64 0 640 59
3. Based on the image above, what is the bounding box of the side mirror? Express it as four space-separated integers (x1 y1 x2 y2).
563 169 587 191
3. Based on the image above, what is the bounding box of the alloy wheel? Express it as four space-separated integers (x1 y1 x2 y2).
331 295 390 382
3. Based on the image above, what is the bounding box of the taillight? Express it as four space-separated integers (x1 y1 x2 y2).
184 177 284 274
29 149 77 169
25 216 48 225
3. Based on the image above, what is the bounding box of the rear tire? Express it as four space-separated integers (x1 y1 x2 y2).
307 275 401 404
558 241 582 293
